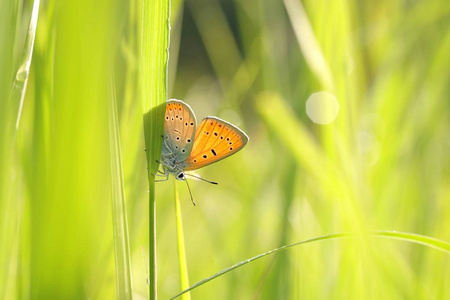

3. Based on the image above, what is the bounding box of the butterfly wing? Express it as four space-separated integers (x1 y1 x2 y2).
161 99 197 162
185 117 249 171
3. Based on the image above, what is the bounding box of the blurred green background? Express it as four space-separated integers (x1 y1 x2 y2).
1 0 450 299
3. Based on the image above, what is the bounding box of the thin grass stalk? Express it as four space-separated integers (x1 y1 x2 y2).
170 231 450 299
139 0 170 298
173 180 191 300
10 0 40 130
0 1 39 297
282 0 334 90
109 75 133 300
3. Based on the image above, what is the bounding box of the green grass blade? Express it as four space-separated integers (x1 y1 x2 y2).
170 231 450 299
256 92 341 191
372 231 450 254
109 75 133 300
282 0 333 90
9 0 40 130
169 233 349 299
0 1 39 297
139 0 170 298
174 180 191 300
28 0 118 297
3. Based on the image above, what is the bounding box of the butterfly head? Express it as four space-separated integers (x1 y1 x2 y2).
175 172 186 181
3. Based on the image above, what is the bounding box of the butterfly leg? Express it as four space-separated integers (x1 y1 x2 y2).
155 160 166 174
155 173 169 182
155 166 169 182
154 170 167 176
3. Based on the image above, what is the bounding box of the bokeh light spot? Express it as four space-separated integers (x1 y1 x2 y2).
306 91 339 125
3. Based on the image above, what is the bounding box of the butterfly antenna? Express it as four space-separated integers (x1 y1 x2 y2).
184 173 218 185
184 178 196 206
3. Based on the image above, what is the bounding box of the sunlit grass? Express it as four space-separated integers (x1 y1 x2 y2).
1 0 449 299
139 0 170 297
109 75 133 299
173 181 191 300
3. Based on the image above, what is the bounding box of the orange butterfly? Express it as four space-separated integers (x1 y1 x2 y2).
157 99 248 204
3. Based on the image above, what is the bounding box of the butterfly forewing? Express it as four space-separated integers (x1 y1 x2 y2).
185 117 248 171
161 100 197 162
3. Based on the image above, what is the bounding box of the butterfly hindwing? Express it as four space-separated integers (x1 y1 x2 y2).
161 99 197 162
185 117 248 171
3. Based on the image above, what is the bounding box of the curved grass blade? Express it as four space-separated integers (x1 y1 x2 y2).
170 233 350 299
170 231 450 299
374 231 450 253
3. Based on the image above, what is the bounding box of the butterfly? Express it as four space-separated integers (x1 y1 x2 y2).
157 99 249 204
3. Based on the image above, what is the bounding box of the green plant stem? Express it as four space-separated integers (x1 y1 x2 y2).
174 180 191 300
148 178 157 298
139 0 170 298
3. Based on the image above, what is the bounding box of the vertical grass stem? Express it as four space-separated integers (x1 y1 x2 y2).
139 0 170 298
174 180 191 300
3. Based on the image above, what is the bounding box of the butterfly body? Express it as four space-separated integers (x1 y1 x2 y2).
159 99 248 182
159 152 188 180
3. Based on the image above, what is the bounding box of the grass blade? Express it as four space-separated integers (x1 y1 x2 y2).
28 0 118 297
139 0 170 298
174 180 191 300
282 0 334 90
109 75 133 299
256 92 341 191
0 1 39 297
373 231 450 253
170 231 450 299
10 0 40 130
